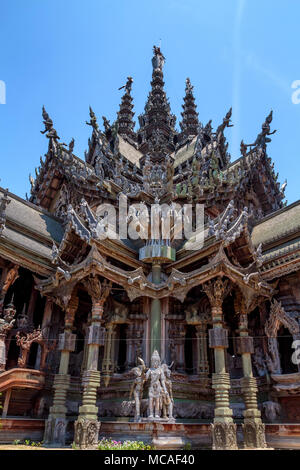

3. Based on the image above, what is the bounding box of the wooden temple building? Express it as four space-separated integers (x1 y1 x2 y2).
0 46 300 449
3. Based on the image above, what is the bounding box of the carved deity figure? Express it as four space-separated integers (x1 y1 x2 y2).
253 346 268 377
152 46 165 71
145 350 168 419
165 155 174 194
40 106 60 144
186 304 201 324
0 304 16 371
129 358 146 422
161 363 175 421
86 106 99 134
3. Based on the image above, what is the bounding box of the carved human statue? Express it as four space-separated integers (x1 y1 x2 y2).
145 350 168 419
129 358 146 422
161 363 175 422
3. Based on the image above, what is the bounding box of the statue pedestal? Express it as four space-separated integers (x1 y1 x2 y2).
140 417 175 424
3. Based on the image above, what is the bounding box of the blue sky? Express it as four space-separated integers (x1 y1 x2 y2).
0 0 299 204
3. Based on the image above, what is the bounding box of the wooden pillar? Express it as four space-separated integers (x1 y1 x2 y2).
195 322 209 377
203 278 237 450
102 323 115 386
35 298 53 370
236 310 267 449
74 278 111 449
44 294 78 446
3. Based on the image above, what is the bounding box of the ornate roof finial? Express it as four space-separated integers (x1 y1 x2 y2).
116 76 136 141
179 77 199 138
152 45 165 71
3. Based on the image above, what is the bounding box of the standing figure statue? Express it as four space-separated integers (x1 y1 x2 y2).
129 350 175 422
161 363 175 422
129 358 146 422
145 350 168 420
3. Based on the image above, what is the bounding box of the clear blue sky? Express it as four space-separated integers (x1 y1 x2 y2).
0 0 299 204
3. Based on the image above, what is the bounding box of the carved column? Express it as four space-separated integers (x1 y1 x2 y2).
235 288 267 448
203 278 237 450
236 312 266 448
74 278 110 449
35 298 53 370
150 263 162 355
44 294 78 446
195 323 209 377
126 323 135 369
102 323 115 386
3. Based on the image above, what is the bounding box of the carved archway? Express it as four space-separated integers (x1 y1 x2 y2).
265 299 299 375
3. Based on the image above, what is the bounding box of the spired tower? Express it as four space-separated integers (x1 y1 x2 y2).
1 46 298 451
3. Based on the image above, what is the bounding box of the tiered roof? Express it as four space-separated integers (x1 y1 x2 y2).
0 46 294 294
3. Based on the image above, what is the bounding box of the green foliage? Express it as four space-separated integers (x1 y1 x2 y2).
13 439 43 447
30 441 43 447
183 442 192 450
71 442 78 450
97 438 153 450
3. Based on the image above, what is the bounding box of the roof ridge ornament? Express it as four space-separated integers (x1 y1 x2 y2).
245 110 277 153
41 106 60 146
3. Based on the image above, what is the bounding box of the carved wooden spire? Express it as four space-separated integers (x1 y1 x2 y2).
137 46 176 160
179 78 199 138
116 77 136 141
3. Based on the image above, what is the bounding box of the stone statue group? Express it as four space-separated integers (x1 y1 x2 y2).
130 350 175 422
